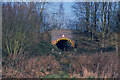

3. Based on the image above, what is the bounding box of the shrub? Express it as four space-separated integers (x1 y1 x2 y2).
2 32 28 57
29 41 59 56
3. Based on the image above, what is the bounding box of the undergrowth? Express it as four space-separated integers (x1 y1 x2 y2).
2 52 119 78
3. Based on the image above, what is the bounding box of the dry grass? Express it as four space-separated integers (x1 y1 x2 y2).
2 55 61 78
69 52 118 78
2 52 119 78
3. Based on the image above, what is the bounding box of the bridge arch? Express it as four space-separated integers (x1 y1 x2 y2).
54 38 74 47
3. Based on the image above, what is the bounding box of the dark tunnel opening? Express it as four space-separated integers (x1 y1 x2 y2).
56 40 73 51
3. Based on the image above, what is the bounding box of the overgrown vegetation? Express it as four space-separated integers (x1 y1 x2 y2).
2 52 118 78
2 2 119 78
73 31 117 54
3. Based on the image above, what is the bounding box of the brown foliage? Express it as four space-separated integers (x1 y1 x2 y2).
2 52 119 78
2 55 61 78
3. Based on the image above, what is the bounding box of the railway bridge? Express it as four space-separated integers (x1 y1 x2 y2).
50 29 75 51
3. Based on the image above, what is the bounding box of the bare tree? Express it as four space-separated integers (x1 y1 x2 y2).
58 2 65 29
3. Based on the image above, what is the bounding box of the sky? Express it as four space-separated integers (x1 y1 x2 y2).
63 2 74 17
48 2 76 20
61 2 76 20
